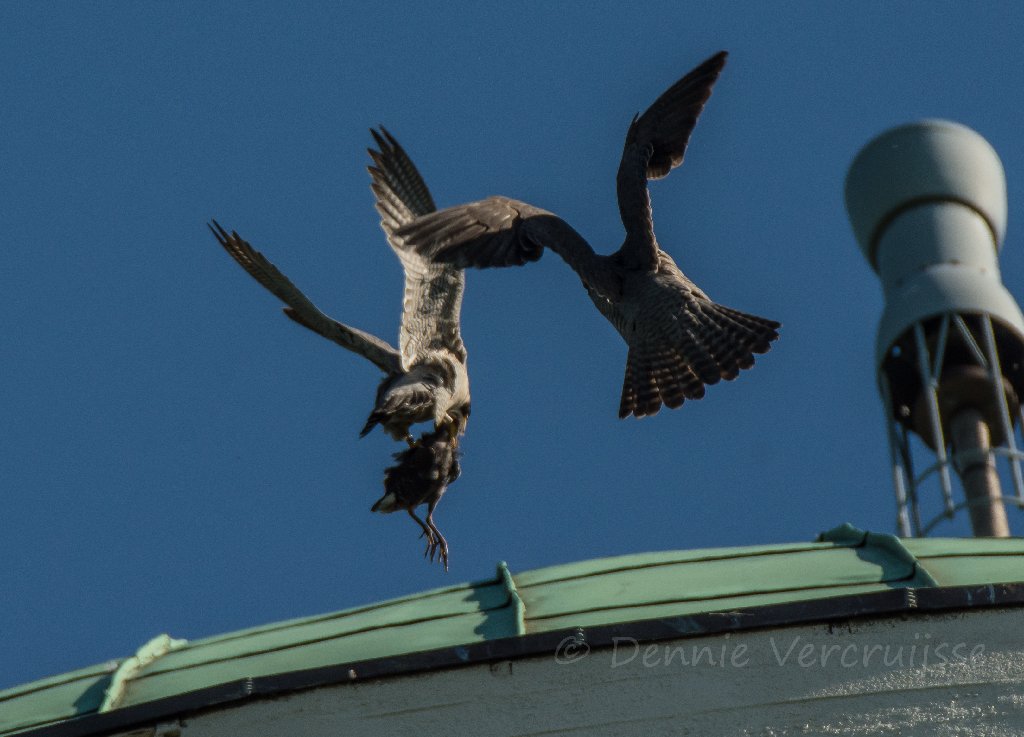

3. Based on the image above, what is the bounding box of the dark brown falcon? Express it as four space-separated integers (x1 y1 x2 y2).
395 51 779 418
209 128 470 444
373 425 461 570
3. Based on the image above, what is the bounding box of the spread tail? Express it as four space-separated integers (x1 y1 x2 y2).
619 303 779 418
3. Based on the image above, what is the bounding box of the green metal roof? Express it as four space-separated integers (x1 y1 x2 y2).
4 524 1024 736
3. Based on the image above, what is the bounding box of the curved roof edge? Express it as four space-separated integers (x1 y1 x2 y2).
4 524 1024 736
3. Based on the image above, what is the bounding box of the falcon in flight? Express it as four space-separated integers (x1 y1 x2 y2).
209 128 470 445
396 51 779 418
210 129 469 567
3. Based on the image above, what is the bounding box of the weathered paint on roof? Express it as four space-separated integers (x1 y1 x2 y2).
3 524 1024 736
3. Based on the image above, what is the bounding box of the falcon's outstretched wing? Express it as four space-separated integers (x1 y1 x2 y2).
394 196 621 301
367 127 468 369
209 220 402 375
616 50 728 266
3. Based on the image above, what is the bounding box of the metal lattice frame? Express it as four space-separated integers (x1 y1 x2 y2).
881 312 1024 536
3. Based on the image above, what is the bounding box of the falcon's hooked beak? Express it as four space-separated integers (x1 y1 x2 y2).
446 411 470 445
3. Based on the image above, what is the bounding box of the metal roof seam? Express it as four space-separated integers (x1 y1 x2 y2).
921 551 1024 559
0 666 117 704
520 546 849 589
818 523 941 587
866 535 940 587
497 562 526 635
522 580 913 623
130 610 507 681
177 582 492 650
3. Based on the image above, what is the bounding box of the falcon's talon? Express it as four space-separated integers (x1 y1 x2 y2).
424 535 448 569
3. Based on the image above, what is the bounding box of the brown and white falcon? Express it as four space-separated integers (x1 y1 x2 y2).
396 51 779 418
209 128 470 444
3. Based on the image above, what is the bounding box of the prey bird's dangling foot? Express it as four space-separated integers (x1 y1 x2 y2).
423 497 449 569
408 509 435 544
424 528 449 570
414 518 448 571
396 51 779 418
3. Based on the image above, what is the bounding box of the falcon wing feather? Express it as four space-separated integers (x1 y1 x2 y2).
396 196 620 300
616 51 728 260
366 127 467 368
208 220 402 375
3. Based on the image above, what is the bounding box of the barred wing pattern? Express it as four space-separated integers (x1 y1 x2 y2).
208 221 402 375
368 128 467 370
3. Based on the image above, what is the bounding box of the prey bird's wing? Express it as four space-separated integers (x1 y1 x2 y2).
395 196 621 301
209 220 403 375
616 51 728 265
367 127 467 369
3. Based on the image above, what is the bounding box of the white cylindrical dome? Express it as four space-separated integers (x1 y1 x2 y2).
845 119 1007 270
844 120 1023 367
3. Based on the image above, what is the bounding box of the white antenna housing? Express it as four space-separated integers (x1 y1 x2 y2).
846 120 1024 536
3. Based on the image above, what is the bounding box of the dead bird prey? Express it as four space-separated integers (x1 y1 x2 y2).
397 51 779 418
374 425 461 570
209 128 470 444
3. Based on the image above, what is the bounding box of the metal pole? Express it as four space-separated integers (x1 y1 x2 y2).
981 315 1024 498
949 408 1011 536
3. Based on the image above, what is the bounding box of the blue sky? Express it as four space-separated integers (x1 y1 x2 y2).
4 2 1024 689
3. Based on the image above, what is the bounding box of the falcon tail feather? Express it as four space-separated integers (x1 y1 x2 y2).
618 303 779 418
